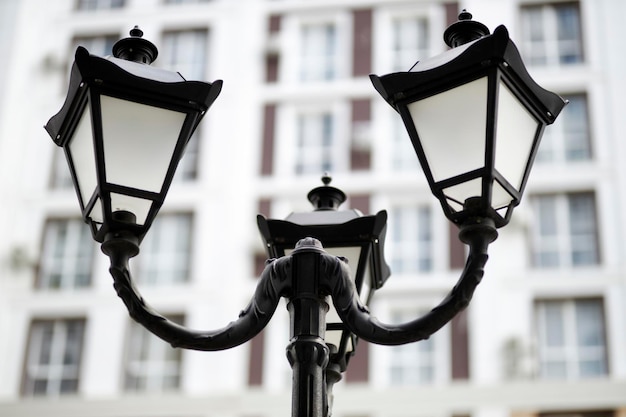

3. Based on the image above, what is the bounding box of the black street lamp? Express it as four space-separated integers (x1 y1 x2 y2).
45 27 222 243
371 10 566 228
45 13 566 417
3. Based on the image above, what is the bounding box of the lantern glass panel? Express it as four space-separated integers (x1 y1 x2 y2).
68 105 97 208
325 305 354 353
443 177 482 210
408 76 488 182
100 95 187 193
89 197 103 223
110 193 153 225
494 80 540 191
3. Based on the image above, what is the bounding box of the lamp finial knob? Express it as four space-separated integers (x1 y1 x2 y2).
307 174 346 211
443 10 490 48
112 25 159 64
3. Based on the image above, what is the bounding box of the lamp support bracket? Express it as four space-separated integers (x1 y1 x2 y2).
101 218 496 417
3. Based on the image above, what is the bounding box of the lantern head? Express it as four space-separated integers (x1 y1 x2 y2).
45 27 222 243
370 12 567 227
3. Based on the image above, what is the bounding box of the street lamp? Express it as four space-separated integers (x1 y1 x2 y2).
257 174 390 404
45 27 222 243
45 12 566 417
371 10 566 228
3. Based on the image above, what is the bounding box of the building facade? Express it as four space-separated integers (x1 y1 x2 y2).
0 0 625 416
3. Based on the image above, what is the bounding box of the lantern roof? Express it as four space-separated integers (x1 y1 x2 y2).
45 46 222 147
370 25 565 125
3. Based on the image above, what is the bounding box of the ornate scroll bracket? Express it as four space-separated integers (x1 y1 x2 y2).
323 217 498 345
101 230 292 351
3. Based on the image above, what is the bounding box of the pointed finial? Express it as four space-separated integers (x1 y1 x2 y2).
307 174 346 211
112 26 159 64
443 10 490 48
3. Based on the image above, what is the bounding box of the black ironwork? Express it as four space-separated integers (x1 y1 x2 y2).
99 201 498 417
44 27 222 243
370 13 567 228
46 12 566 417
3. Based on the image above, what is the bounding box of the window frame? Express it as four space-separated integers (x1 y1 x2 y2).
519 1 585 67
37 218 94 290
274 101 350 178
159 28 209 82
75 0 125 11
22 318 86 397
131 212 194 285
530 192 600 268
123 314 185 392
281 11 350 84
535 92 592 163
535 298 609 380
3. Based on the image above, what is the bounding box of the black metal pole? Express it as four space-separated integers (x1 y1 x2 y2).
286 238 331 417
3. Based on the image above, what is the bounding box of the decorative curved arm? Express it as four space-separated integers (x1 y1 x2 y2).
325 218 498 345
101 232 291 351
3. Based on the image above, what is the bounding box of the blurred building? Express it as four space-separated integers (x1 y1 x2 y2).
0 0 625 417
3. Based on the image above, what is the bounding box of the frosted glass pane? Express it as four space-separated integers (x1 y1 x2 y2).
101 96 187 192
495 81 540 190
88 197 103 223
442 177 482 208
408 77 488 182
110 194 153 225
325 299 354 353
492 180 514 210
69 105 97 207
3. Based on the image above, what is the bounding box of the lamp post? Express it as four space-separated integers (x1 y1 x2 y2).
45 13 566 417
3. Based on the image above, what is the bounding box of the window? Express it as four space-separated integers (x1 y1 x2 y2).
520 3 583 66
173 131 200 182
50 150 73 189
536 299 607 379
391 116 419 171
295 112 336 175
22 319 85 396
391 16 430 71
38 219 93 289
124 316 184 391
536 94 591 162
76 0 124 11
165 0 209 4
531 193 599 268
161 29 208 81
388 310 446 385
300 23 337 81
73 34 118 57
389 205 433 274
133 213 192 285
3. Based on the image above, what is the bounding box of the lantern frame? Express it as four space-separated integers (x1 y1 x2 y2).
370 23 567 228
257 178 390 370
45 32 222 243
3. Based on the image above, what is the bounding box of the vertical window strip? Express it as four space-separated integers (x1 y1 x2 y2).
300 23 337 81
392 16 430 71
134 214 193 285
38 219 93 289
531 193 598 268
536 94 591 163
124 316 184 391
536 299 607 379
388 310 438 385
23 319 85 396
161 29 208 81
390 205 433 274
295 112 335 175
76 0 124 11
520 3 583 66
